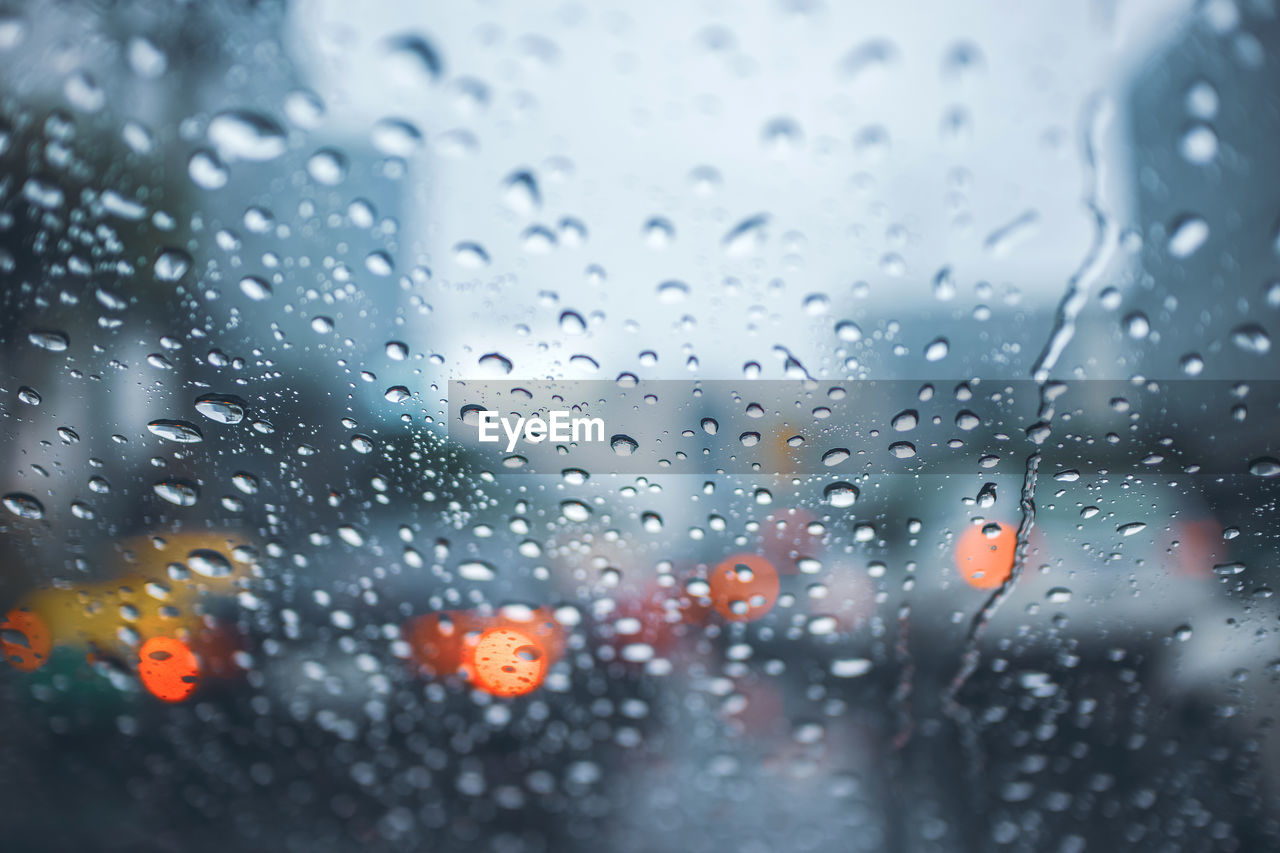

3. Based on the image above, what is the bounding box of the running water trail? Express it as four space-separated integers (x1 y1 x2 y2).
943 93 1119 766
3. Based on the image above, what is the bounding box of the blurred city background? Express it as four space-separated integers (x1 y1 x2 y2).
0 1 1278 851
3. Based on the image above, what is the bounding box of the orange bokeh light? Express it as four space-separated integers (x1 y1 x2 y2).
138 636 201 702
405 608 564 696
1 609 52 672
708 554 780 621
464 626 548 697
955 522 1017 589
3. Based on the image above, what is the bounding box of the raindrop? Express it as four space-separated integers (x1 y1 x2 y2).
188 549 232 578
561 500 592 522
188 149 228 189
722 214 769 256
370 118 422 157
1118 522 1147 537
835 320 863 342
155 249 192 282
478 352 513 374
239 276 272 301
891 409 918 432
656 280 689 303
821 448 850 467
924 338 949 361
232 472 260 494
194 394 247 425
502 170 541 214
1167 215 1209 258
147 419 204 444
824 482 859 508
454 242 490 268
154 480 199 507
458 561 495 581
385 386 411 403
1230 324 1270 354
365 251 394 276
2 493 43 520
1125 312 1150 339
207 110 287 161
307 149 347 185
700 417 719 436
889 442 916 459
1179 123 1218 164
610 434 638 456
933 266 956 301
559 311 586 335
28 330 68 351
761 117 803 156
384 33 444 84
1249 457 1280 477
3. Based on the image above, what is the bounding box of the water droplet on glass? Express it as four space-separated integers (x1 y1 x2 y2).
478 352 513 375
1167 215 1209 258
28 330 68 351
188 549 232 578
207 110 287 162
1125 312 1150 339
232 472 260 494
1179 123 1218 164
821 448 850 467
147 419 204 444
835 320 863 342
307 149 347 185
384 33 444 85
370 118 422 157
889 442 916 459
155 249 192 282
239 276 272 301
194 394 247 425
611 434 638 456
1230 324 1270 354
559 310 586 335
154 480 199 506
656 280 689 303
1249 457 1280 477
2 493 43 519
502 170 541 215
924 338 949 361
722 213 769 256
454 242 490 268
891 409 918 432
188 149 229 189
824 482 859 508
458 561 495 581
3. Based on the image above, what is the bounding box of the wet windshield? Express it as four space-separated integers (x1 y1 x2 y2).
1 1 1278 851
